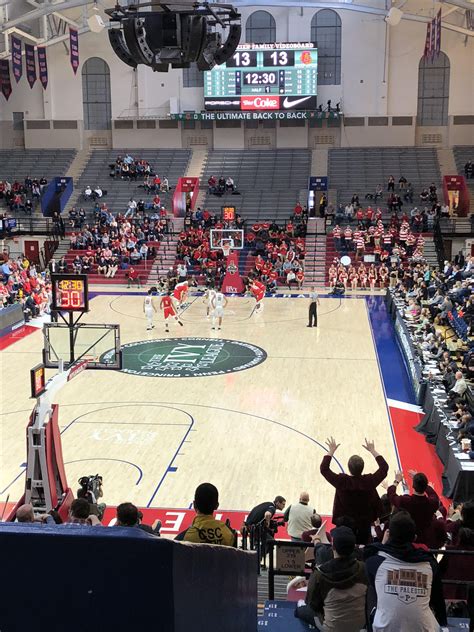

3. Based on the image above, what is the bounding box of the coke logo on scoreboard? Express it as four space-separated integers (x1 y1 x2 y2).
241 96 280 110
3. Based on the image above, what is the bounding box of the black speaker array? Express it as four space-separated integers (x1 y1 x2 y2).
108 28 137 69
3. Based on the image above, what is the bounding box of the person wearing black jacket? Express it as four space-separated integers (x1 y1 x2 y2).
364 511 448 632
296 526 367 631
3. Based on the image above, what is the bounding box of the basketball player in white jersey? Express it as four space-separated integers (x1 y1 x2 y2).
204 287 217 318
143 289 157 330
211 291 228 330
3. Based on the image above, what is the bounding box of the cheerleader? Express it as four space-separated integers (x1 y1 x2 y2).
350 269 359 291
328 263 337 287
368 264 377 291
339 267 349 289
379 264 389 288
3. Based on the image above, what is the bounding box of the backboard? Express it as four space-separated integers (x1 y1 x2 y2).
43 323 121 369
210 228 244 250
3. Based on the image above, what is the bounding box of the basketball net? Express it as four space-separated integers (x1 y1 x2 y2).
222 244 231 258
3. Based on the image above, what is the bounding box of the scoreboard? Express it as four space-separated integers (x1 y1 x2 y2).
204 42 317 112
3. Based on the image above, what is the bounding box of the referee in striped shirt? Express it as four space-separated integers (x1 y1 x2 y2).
307 287 320 327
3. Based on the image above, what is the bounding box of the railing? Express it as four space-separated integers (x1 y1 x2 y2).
266 539 474 601
0 217 63 237
438 217 474 234
433 217 446 270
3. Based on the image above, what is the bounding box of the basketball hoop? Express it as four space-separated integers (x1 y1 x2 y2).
222 244 231 257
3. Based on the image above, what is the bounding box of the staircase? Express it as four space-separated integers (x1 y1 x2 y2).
147 218 184 284
64 148 92 212
303 218 326 289
311 148 328 176
423 239 439 268
186 149 208 178
437 148 457 177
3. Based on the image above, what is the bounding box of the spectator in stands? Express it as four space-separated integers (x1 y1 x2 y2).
296 525 367 631
127 266 141 289
364 511 448 632
387 471 442 546
83 185 92 200
387 175 395 192
439 525 474 599
320 437 389 544
176 483 236 546
225 176 235 192
92 185 103 200
15 504 54 525
283 492 316 541
448 370 468 406
115 503 143 530
464 160 473 179
65 498 102 526
244 496 286 561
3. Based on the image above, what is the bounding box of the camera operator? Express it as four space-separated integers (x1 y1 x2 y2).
243 496 286 566
77 475 106 521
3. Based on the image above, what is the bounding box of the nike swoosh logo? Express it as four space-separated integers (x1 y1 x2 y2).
282 96 312 108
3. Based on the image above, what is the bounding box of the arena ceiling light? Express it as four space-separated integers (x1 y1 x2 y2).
105 1 241 72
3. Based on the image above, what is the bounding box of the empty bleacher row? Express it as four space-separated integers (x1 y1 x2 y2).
200 150 311 223
453 145 474 200
328 147 442 210
75 149 191 216
0 149 76 182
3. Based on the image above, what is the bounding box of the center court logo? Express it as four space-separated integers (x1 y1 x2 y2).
101 337 267 378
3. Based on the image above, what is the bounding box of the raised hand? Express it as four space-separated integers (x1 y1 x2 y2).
394 471 404 483
362 438 380 458
325 436 340 456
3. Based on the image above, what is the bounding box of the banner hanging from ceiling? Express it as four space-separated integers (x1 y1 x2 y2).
11 35 23 83
25 44 37 88
0 59 12 100
37 46 48 89
69 28 79 75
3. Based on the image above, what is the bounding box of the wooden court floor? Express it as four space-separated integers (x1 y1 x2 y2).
1 295 399 516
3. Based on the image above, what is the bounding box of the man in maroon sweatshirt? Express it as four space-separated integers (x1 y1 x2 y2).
320 437 389 545
387 470 442 546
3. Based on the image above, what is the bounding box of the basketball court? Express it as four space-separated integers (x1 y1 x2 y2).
1 292 408 521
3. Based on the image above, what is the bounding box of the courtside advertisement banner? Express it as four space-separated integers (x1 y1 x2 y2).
11 36 22 83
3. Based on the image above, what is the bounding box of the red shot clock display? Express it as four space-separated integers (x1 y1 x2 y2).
51 274 89 312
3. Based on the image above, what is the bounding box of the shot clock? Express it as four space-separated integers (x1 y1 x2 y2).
204 42 318 112
222 206 236 222
30 363 46 398
51 274 89 312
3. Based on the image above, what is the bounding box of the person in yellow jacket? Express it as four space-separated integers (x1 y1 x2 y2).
179 483 236 547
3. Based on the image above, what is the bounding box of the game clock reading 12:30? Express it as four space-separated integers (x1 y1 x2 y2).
51 274 89 312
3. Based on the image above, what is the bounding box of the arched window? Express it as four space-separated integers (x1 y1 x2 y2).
417 52 450 126
82 57 112 130
311 9 341 85
246 11 276 44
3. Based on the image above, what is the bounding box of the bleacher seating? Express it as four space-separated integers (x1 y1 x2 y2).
75 149 191 216
63 246 158 285
0 149 76 182
200 150 311 222
453 145 474 200
328 147 442 210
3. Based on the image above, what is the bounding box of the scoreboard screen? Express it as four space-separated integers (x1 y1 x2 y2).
51 274 89 312
204 42 317 112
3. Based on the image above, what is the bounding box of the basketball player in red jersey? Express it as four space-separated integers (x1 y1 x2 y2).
250 278 266 311
160 292 184 332
173 280 188 310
